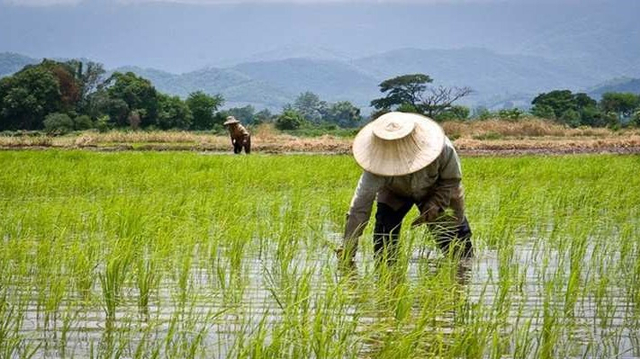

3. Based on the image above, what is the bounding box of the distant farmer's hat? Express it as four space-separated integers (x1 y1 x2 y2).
223 116 240 125
352 112 445 176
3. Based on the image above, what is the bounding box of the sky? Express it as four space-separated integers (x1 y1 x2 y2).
0 0 637 72
1 0 606 5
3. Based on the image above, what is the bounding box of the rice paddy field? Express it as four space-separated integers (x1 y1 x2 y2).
1 150 639 358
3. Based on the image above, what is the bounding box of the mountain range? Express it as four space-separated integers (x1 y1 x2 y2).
2 48 639 112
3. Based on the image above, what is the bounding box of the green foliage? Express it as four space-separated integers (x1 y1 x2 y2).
531 104 555 119
531 90 575 119
498 108 525 122
186 91 224 130
227 105 256 125
560 109 581 128
436 105 470 121
275 109 305 130
254 109 274 124
631 110 640 128
531 90 604 127
371 73 471 119
105 72 158 127
323 101 362 127
156 94 192 130
472 107 493 120
96 115 110 133
43 113 74 135
371 74 432 112
1 152 639 357
293 91 326 123
73 115 93 130
600 92 640 120
0 63 63 130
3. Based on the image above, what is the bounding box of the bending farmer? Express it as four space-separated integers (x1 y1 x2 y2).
223 116 251 154
339 112 472 265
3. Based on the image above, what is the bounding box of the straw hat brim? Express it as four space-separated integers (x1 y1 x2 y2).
352 112 445 176
223 119 240 125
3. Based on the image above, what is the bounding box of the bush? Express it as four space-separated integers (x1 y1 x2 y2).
43 113 74 135
275 109 305 130
96 115 111 133
74 115 93 130
631 111 640 128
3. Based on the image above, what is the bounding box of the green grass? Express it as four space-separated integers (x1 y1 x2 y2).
0 151 639 358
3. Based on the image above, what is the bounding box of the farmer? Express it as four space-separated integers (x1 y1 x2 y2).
337 112 472 266
223 116 251 154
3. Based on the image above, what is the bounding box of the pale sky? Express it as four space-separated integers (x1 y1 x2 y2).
2 0 585 6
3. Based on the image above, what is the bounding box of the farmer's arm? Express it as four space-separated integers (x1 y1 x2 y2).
414 139 463 224
342 172 385 256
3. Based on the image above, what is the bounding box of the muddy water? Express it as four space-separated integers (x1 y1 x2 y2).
13 239 640 358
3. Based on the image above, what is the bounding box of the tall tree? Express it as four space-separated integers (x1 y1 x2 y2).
157 94 192 130
293 91 327 123
370 74 471 119
104 72 158 127
600 92 640 120
324 101 361 127
0 64 62 130
186 91 224 130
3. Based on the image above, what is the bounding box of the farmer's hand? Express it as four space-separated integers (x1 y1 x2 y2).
411 204 440 228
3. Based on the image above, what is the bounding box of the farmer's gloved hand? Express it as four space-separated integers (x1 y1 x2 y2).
411 204 440 228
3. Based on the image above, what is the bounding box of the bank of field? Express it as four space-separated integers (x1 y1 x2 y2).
1 151 639 358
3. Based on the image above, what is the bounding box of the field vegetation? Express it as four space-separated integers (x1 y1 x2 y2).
2 120 640 155
1 151 639 358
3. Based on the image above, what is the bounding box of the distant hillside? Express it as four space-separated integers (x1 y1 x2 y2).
0 53 38 77
114 48 613 111
3 48 637 112
587 78 640 99
354 48 603 105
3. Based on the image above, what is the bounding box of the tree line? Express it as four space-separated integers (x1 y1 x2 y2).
1 60 639 134
367 73 640 128
0 59 364 134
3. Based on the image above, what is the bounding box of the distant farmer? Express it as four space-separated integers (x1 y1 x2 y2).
337 112 472 266
223 116 251 154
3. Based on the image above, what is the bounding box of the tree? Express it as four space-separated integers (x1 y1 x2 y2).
293 91 327 123
631 110 640 128
531 90 575 119
560 109 581 128
600 92 640 120
531 90 604 127
66 60 106 110
227 105 256 125
104 72 158 127
254 109 274 124
156 94 192 130
324 101 361 127
186 91 224 130
43 113 74 134
530 104 555 119
275 109 305 130
0 64 62 130
370 74 471 119
435 105 470 121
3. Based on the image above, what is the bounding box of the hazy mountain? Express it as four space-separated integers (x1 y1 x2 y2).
3 47 638 112
0 53 39 77
588 78 640 100
232 58 379 104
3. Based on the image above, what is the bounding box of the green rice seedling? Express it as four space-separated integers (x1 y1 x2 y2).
1 151 639 357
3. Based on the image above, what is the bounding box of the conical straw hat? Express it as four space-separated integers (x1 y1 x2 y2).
352 112 445 176
223 116 240 125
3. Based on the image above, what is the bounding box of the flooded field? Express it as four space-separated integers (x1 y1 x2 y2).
1 151 639 358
